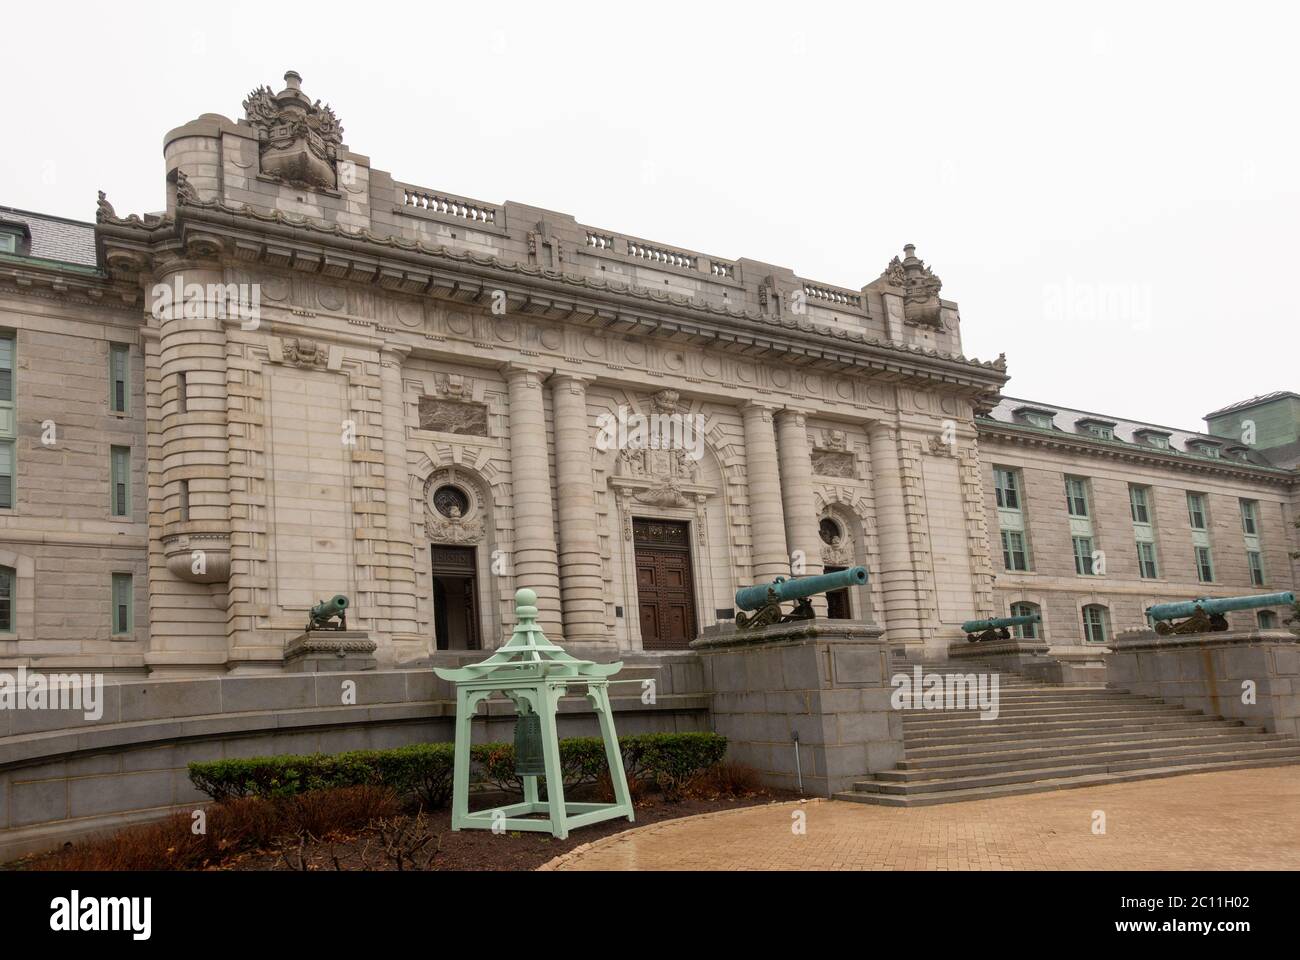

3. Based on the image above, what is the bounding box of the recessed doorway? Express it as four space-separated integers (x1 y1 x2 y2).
633 518 698 650
431 545 480 650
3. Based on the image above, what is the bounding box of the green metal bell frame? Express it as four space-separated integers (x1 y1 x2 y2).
433 587 635 839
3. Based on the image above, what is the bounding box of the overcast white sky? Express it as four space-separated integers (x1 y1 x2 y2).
3 1 1295 430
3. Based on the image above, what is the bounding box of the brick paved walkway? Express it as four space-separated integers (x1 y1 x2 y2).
542 767 1300 870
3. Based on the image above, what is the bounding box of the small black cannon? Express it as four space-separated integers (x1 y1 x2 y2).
306 594 350 632
733 566 868 630
961 614 1041 643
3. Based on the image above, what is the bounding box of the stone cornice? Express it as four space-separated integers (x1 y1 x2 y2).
96 200 1010 400
0 255 138 312
977 419 1298 487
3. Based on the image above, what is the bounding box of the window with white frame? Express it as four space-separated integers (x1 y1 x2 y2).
1082 604 1110 643
1073 536 1095 575
110 446 131 517
0 440 12 510
1186 493 1207 530
994 466 1031 572
1010 601 1040 639
1239 499 1258 536
1001 530 1029 571
1136 541 1159 579
1128 486 1151 524
1247 550 1265 587
0 565 13 632
1065 476 1090 517
109 343 129 414
993 468 1020 510
0 331 13 510
1195 546 1215 583
111 573 133 635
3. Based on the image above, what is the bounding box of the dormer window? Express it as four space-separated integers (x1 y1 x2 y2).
1013 406 1056 430
1076 417 1117 441
1188 439 1222 459
1225 444 1250 461
0 223 29 256
1134 429 1171 450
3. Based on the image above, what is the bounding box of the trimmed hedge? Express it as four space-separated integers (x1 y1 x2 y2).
189 732 727 808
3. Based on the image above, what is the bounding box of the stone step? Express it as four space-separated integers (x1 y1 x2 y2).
904 718 1248 747
882 736 1300 778
833 756 1300 806
902 728 1278 764
858 743 1300 795
900 701 1180 720
903 707 1204 735
901 692 1162 709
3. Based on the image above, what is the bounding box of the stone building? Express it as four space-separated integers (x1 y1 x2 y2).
0 72 1296 678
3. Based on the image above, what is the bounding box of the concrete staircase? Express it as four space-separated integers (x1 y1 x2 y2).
835 658 1300 806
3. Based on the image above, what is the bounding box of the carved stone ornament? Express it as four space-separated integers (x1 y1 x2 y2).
882 244 945 329
822 535 853 567
650 389 680 414
928 434 957 457
244 71 345 191
633 477 689 508
811 435 856 478
281 337 329 369
417 395 489 437
173 169 201 205
422 472 487 544
425 515 485 544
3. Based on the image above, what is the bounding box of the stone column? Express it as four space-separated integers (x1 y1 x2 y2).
506 366 563 640
550 373 608 645
742 403 789 582
775 409 826 615
379 344 417 638
867 422 924 650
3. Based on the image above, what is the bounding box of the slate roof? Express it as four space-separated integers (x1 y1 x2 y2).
981 395 1287 470
0 205 98 267
1204 392 1300 420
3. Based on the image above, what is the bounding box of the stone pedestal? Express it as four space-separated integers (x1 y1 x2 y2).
690 618 901 796
283 630 377 672
948 637 1049 670
1108 628 1300 737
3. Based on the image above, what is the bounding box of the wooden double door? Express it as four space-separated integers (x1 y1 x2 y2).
633 519 698 650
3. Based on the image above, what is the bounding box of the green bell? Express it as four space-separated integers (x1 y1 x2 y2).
513 712 546 776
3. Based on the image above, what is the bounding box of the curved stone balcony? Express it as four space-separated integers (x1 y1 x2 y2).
163 531 231 583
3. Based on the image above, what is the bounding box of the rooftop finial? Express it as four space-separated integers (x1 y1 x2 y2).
903 243 917 259
284 70 302 91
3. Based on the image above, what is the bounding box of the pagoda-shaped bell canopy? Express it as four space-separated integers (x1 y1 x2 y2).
434 588 634 839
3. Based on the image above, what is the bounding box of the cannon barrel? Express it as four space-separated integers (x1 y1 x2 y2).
311 594 350 619
735 566 867 612
961 614 1041 634
1146 591 1295 624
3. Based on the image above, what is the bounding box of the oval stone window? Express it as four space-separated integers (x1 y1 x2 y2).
819 518 842 545
432 485 470 519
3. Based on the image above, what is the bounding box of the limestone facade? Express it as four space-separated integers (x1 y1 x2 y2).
0 72 1295 676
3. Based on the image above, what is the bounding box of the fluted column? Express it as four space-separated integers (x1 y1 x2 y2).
379 344 417 635
550 373 608 644
506 366 563 639
868 422 924 648
775 408 826 615
742 402 789 582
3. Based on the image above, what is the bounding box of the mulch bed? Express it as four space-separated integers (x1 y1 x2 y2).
228 789 801 871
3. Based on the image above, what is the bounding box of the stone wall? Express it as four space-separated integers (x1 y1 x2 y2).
0 655 709 860
1107 628 1300 737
